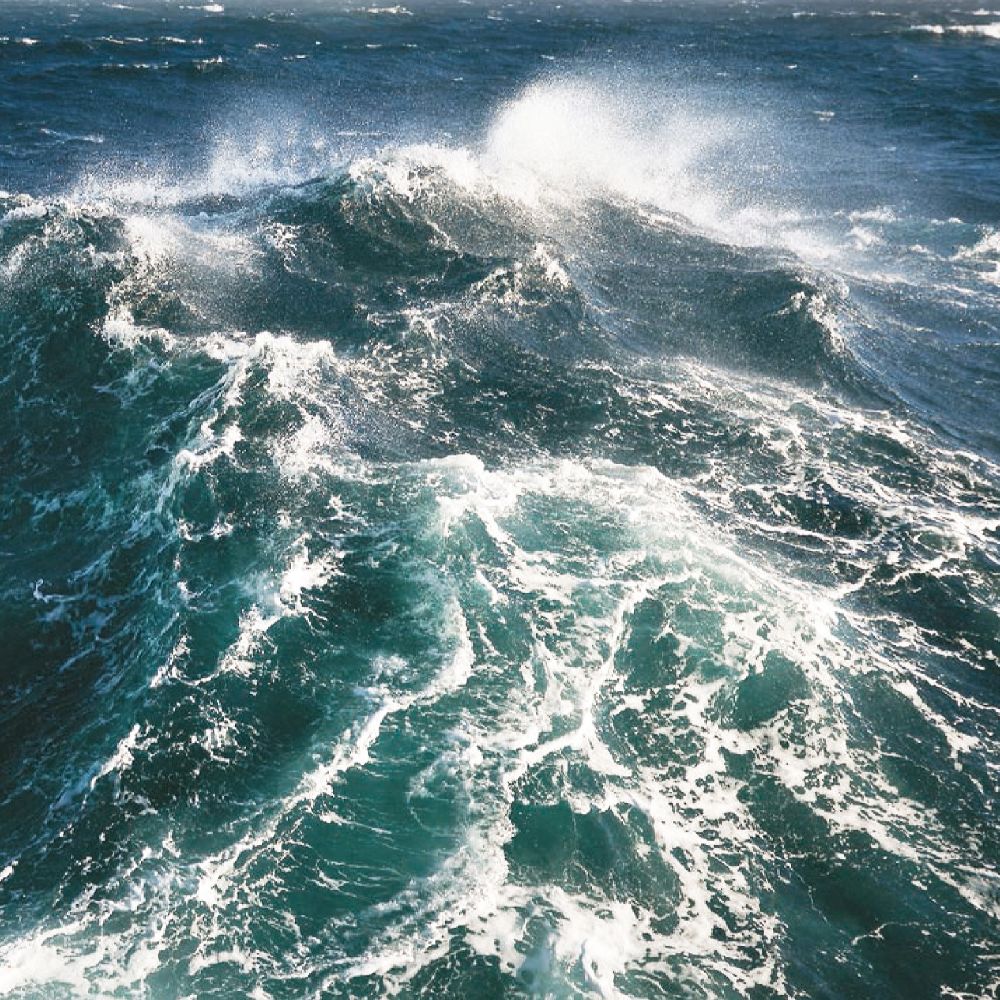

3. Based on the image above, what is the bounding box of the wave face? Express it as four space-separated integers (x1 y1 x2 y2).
1 3 999 999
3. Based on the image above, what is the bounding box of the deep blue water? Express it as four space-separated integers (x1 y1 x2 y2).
1 1 999 997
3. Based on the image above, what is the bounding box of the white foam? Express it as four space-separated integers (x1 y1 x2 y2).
327 456 803 993
1 197 48 224
6 430 997 994
214 538 340 678
100 306 174 349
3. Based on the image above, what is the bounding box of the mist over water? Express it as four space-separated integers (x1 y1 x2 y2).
0 2 998 998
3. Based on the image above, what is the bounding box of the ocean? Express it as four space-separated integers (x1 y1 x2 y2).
0 1 998 997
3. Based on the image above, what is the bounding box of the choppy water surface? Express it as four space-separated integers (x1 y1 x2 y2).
0 1 998 997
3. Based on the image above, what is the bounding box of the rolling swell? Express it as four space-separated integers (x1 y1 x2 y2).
1 60 999 1000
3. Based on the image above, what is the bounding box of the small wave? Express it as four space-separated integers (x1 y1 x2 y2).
952 227 1000 284
910 22 1000 39
356 4 413 14
39 127 104 145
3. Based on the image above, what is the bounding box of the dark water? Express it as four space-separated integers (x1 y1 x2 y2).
1 1 999 997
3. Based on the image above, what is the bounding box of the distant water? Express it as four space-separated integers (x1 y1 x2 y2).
1 1 998 997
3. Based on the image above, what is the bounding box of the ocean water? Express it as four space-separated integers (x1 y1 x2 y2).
1 1 999 997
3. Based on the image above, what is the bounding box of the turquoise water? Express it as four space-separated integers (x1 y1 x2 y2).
0 2 998 997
